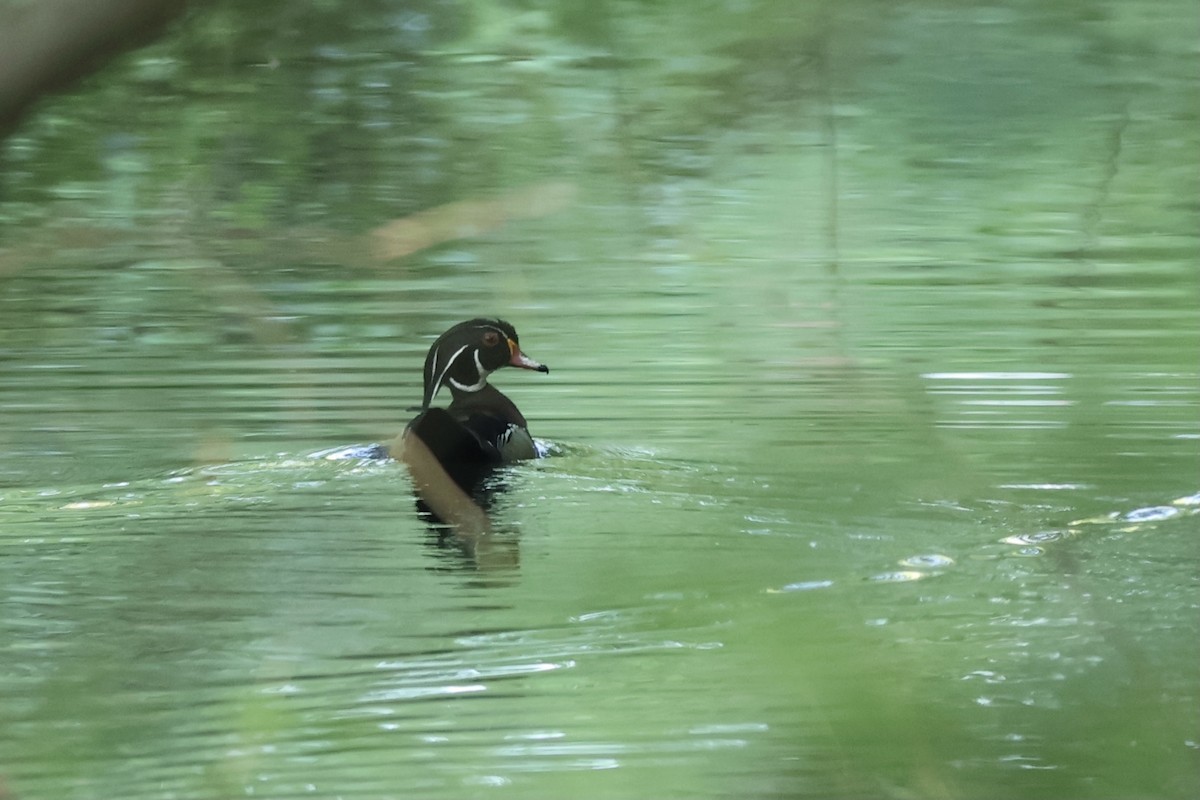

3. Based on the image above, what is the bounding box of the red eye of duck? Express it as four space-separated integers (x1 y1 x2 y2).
482 331 500 347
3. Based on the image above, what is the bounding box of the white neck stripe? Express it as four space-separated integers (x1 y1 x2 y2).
449 349 491 393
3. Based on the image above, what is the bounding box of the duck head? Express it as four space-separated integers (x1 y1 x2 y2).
420 318 549 409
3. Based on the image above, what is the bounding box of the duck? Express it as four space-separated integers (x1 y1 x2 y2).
393 318 549 490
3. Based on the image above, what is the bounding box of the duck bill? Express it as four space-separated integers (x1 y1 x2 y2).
508 339 549 373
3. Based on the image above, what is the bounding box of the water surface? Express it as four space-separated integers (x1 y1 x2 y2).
1 2 1198 798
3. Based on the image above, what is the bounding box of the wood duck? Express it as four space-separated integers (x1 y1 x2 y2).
395 318 549 490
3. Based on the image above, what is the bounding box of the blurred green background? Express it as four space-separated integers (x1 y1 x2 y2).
1 1 1197 798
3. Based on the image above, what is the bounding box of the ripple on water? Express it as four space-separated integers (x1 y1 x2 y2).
1069 496 1199 531
898 553 955 569
865 553 955 583
771 579 835 593
310 443 390 461
995 493 1197 558
868 570 928 583
1173 491 1200 506
1122 505 1180 523
1001 529 1074 546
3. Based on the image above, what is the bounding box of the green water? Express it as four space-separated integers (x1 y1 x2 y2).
2 2 1198 798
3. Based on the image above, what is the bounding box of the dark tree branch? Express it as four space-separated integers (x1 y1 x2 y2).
0 0 196 139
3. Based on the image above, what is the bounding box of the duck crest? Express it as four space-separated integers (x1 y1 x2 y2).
421 318 533 410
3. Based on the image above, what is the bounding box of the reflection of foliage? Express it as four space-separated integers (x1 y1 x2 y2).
4 0 463 231
0 0 1195 263
0 0 842 239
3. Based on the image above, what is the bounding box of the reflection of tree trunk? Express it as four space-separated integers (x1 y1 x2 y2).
394 430 522 573
393 428 494 525
0 0 194 140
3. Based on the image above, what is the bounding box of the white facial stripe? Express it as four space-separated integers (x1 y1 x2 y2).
429 344 470 401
